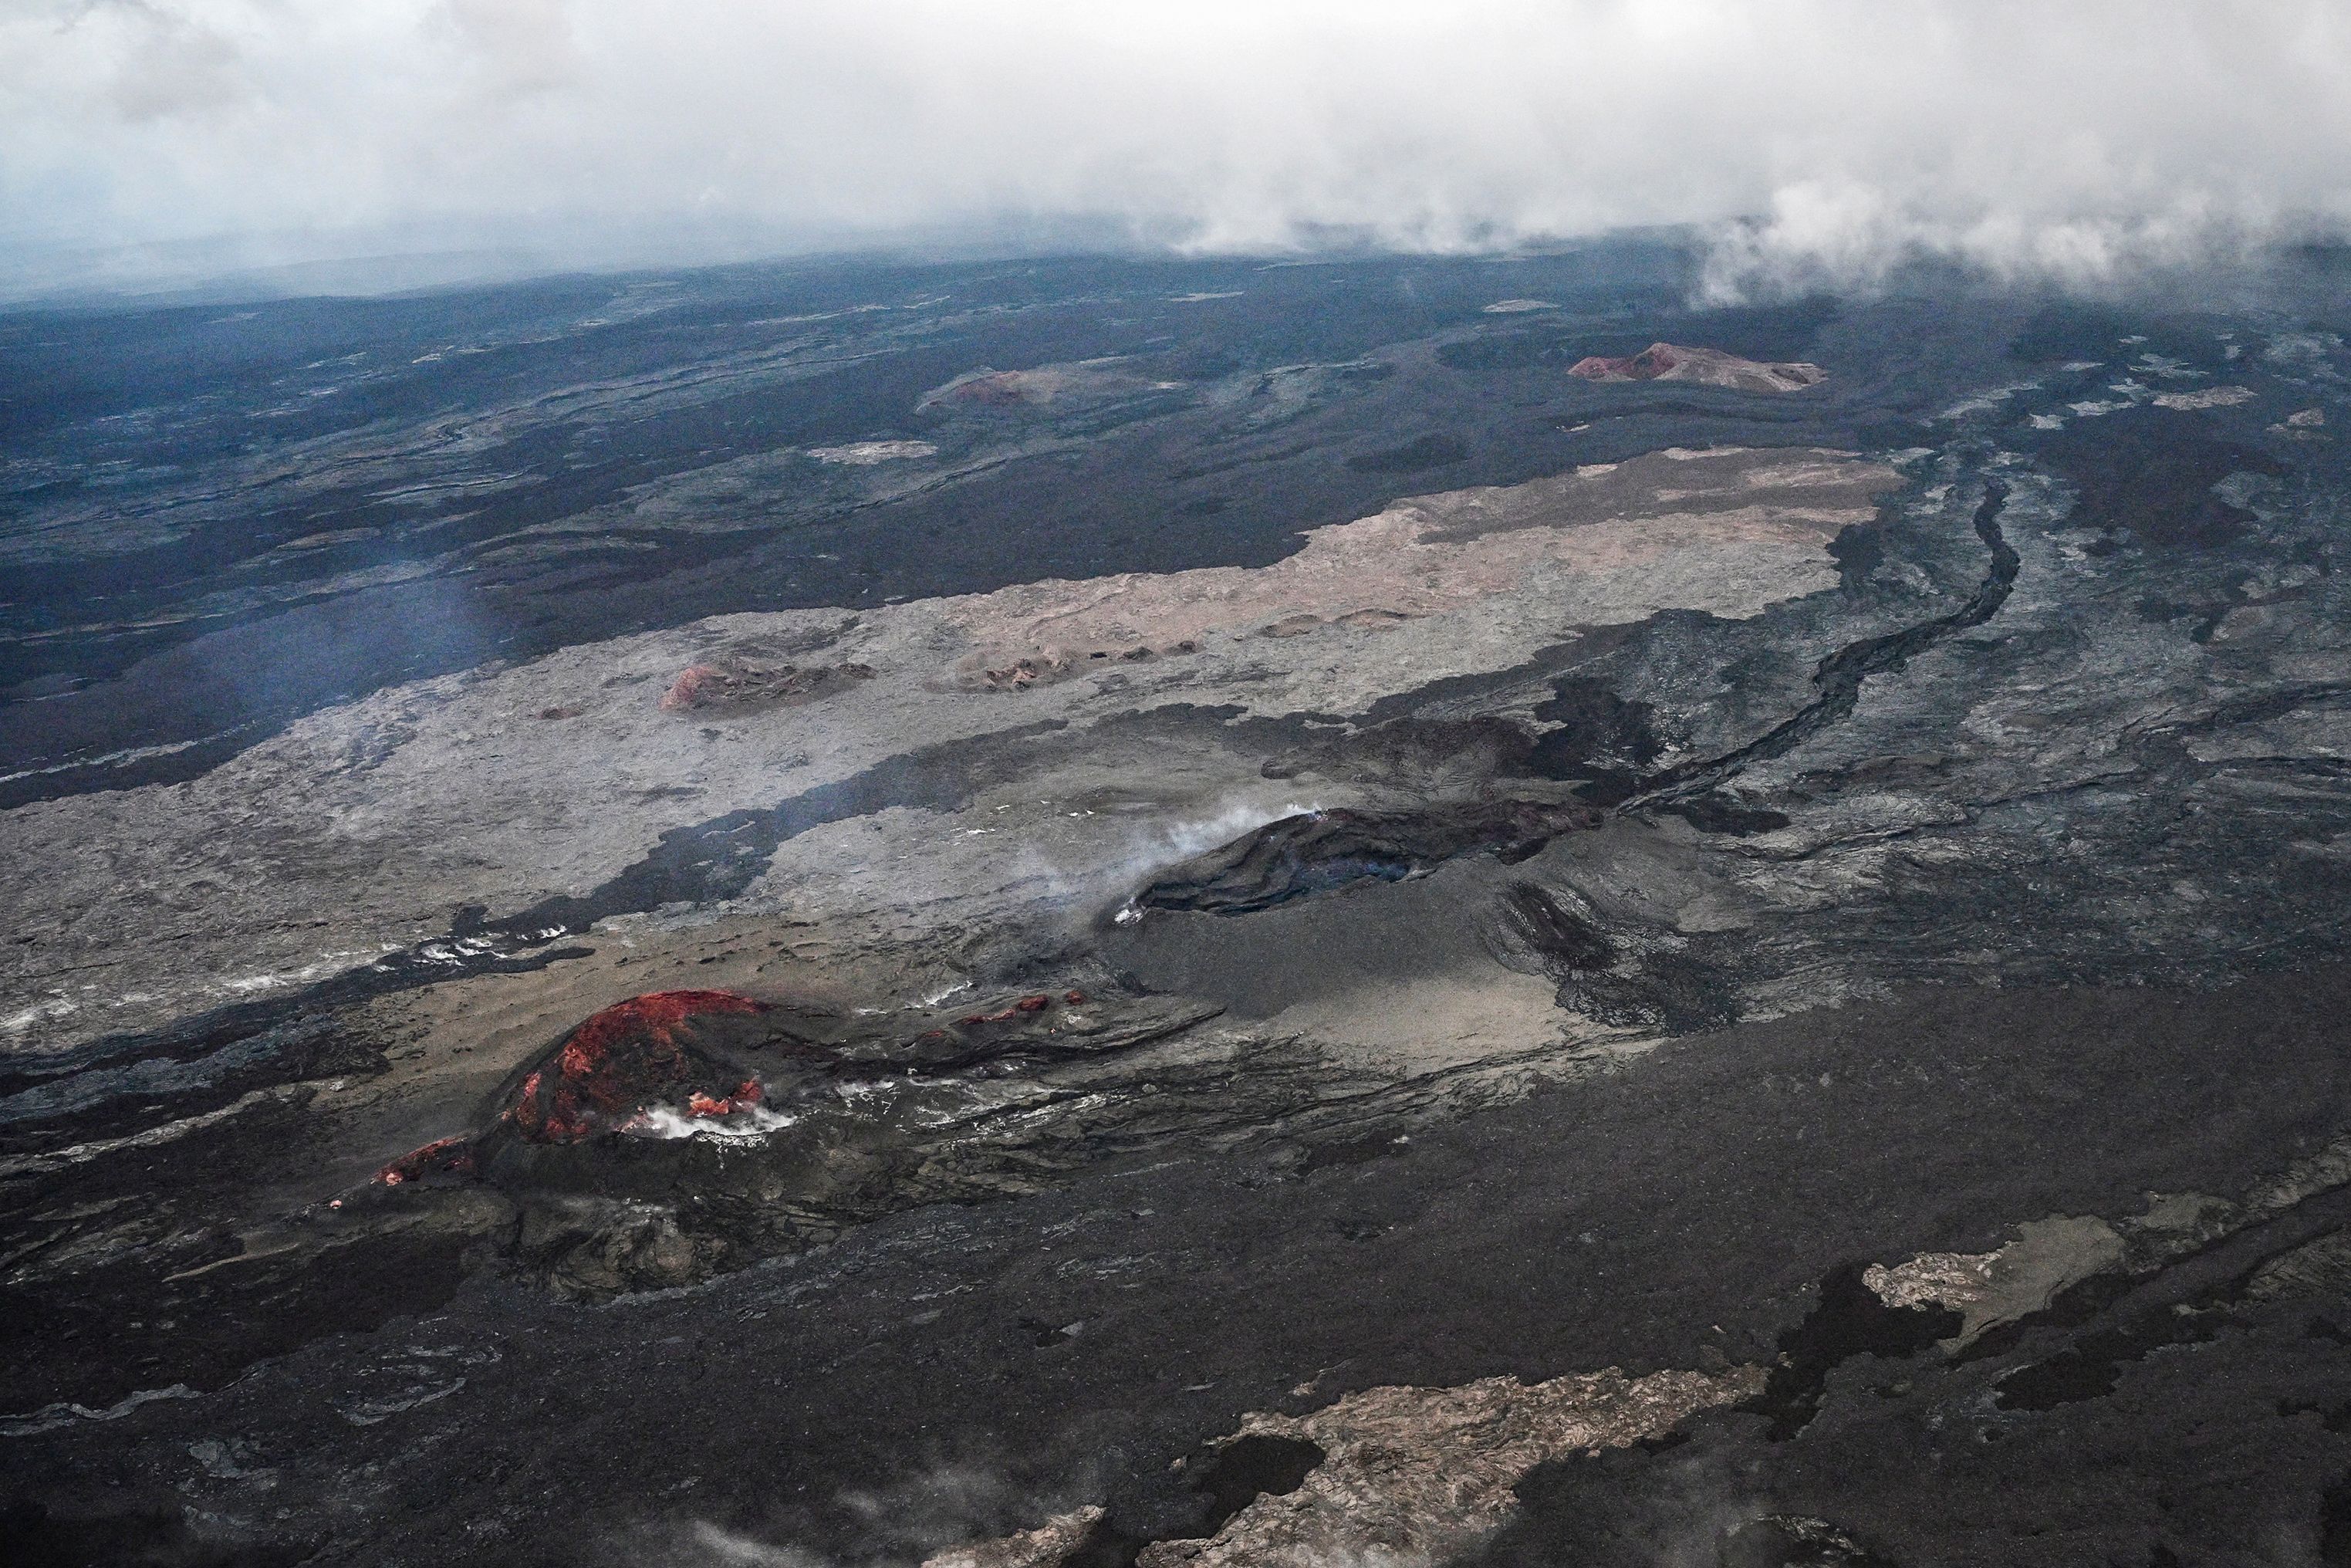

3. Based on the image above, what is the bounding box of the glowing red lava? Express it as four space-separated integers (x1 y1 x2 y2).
376 1134 475 1186
958 993 1056 1026
503 990 770 1144
687 1080 765 1118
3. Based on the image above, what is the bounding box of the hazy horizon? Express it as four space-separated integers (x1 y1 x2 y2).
5 1 2348 302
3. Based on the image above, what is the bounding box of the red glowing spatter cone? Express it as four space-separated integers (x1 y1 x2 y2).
503 990 769 1144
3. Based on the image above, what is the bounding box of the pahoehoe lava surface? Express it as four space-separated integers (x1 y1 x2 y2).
6 243 2351 1566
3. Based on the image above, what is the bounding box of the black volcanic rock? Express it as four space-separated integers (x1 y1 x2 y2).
1131 800 1603 917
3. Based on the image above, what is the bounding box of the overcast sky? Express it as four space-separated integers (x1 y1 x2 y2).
3 0 2347 296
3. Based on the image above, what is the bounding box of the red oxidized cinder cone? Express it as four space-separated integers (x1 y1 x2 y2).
502 990 770 1144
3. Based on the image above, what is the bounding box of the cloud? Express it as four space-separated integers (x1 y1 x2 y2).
1 1 2346 295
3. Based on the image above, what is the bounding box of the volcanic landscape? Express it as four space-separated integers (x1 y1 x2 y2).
5 243 2351 1566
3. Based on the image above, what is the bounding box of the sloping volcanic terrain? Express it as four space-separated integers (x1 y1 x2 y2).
5 242 2351 1566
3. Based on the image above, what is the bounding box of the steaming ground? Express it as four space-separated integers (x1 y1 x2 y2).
6 245 2351 1563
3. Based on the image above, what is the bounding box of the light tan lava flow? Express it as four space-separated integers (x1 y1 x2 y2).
945 446 1897 689
925 1363 1762 1568
1138 1365 1762 1568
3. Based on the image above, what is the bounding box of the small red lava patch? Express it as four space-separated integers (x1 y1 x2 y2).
504 990 769 1144
377 1134 475 1186
958 993 1056 1027
659 664 725 711
687 1080 765 1119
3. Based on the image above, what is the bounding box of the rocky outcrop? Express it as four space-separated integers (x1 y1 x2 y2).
1568 342 1826 393
922 1507 1107 1568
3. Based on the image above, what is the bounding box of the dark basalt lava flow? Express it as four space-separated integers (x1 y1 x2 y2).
7 245 2351 1566
1128 800 1604 917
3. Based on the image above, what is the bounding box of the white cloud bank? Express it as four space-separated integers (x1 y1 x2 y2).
2 0 2347 295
